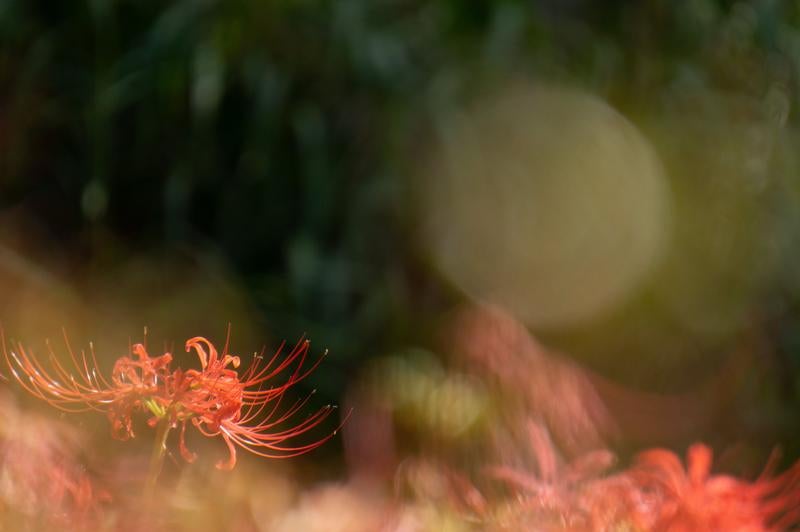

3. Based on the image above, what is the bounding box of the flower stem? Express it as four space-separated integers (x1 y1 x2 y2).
144 419 172 496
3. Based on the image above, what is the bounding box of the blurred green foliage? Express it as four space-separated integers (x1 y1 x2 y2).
3 0 800 457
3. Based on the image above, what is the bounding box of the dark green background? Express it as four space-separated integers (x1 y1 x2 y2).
2 0 800 465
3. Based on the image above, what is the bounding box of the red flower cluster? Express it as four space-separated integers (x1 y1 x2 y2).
4 333 338 470
484 422 800 531
439 304 800 530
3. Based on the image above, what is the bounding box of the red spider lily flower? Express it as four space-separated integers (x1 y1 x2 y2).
3 331 340 471
3 333 174 441
169 335 339 470
108 343 175 439
630 443 800 531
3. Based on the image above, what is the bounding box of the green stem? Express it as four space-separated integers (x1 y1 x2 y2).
144 419 172 496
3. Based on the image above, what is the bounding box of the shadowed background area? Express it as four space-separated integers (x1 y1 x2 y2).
2 1 800 530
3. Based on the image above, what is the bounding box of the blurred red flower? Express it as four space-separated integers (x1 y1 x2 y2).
487 420 649 531
630 443 800 531
0 391 109 529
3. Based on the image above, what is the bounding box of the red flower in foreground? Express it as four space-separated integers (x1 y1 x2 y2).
3 332 339 470
630 443 800 531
